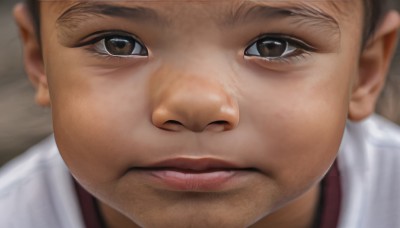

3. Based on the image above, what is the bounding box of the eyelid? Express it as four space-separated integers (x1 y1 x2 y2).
246 34 317 54
95 37 147 57
243 34 318 67
245 40 297 58
75 30 146 48
243 34 318 66
75 30 149 59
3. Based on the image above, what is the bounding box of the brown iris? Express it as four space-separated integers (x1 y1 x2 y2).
104 36 141 56
256 39 287 57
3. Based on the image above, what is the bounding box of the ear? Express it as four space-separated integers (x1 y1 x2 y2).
349 11 400 121
14 3 50 107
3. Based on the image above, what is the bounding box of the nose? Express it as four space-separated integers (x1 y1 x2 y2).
151 77 239 132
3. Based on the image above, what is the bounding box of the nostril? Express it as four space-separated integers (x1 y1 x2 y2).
206 120 232 132
209 120 229 125
164 120 183 126
160 120 184 131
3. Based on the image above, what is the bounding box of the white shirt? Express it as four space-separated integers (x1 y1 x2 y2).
338 115 400 228
0 136 84 228
1 114 400 228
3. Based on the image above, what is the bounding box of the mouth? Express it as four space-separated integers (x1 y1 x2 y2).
131 158 257 192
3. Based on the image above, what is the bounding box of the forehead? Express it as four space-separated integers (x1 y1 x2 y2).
42 0 363 38
45 0 360 19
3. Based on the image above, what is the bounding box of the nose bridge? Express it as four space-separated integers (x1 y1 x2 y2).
150 68 239 132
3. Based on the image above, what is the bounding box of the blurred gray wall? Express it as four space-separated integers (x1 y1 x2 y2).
0 0 52 166
377 0 400 122
0 0 399 167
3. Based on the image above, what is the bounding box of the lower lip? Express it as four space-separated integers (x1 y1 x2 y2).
142 169 245 192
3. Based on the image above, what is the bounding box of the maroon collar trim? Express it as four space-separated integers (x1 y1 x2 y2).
73 180 107 228
318 160 342 228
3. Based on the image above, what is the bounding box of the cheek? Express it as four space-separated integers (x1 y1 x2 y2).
45 53 152 184
238 55 354 190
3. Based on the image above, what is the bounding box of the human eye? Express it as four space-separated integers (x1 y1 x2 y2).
244 35 316 63
82 32 148 57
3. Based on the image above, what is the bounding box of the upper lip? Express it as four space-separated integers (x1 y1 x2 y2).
140 157 245 172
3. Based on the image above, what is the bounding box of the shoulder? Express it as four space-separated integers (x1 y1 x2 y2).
338 114 400 228
0 136 84 228
0 136 62 192
340 114 400 176
358 114 400 148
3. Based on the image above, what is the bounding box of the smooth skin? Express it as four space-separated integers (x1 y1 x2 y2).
14 0 400 227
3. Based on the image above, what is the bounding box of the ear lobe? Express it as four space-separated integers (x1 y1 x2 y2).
14 3 50 107
349 11 400 121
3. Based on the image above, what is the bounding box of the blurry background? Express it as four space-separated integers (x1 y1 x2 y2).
0 0 52 166
0 0 399 166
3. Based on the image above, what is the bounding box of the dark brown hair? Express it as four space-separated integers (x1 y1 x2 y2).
26 0 388 46
363 0 390 44
26 0 40 41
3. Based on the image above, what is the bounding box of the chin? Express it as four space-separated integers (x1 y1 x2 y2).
116 192 269 228
131 213 258 228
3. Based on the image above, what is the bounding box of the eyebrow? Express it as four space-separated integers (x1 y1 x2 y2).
56 2 159 29
231 2 340 31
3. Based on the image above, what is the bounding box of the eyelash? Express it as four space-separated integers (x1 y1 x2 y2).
244 34 316 64
79 31 148 59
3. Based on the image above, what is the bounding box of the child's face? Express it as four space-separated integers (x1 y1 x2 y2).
34 0 365 226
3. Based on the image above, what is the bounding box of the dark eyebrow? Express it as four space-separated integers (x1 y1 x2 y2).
56 2 159 29
230 2 341 36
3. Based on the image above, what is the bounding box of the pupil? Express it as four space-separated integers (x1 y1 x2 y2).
256 39 287 57
105 37 135 55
